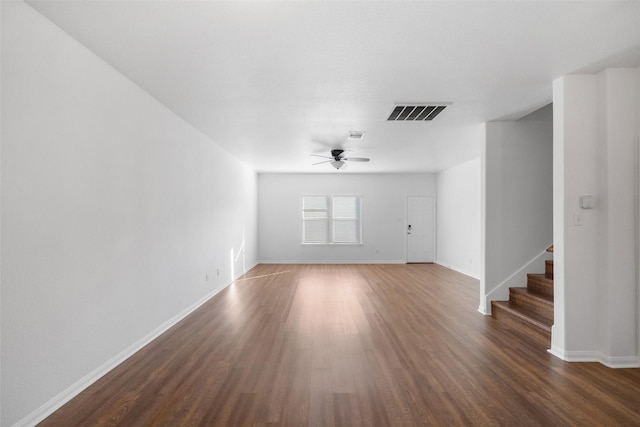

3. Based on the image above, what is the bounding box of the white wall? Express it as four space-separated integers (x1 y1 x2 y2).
1 3 257 425
552 68 639 367
596 69 638 361
481 104 554 313
258 173 436 263
436 158 481 278
552 76 599 356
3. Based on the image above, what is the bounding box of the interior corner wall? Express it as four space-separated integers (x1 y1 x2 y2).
552 68 639 367
596 68 638 361
1 3 257 425
436 158 481 279
257 173 436 263
482 104 554 313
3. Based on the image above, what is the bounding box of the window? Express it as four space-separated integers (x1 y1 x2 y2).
302 195 362 244
302 196 330 243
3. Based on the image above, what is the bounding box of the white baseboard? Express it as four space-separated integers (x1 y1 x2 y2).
547 347 640 368
548 344 566 361
258 260 406 264
597 353 640 368
434 261 480 280
11 265 256 427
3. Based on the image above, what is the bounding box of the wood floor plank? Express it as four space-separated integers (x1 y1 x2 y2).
39 264 640 426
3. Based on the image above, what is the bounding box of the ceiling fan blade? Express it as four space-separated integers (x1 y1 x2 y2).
311 139 335 150
343 157 370 162
310 154 332 159
312 160 332 165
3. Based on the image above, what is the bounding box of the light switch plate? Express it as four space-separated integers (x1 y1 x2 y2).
580 195 594 209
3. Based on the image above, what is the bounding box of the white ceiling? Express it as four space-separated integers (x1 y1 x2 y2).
26 0 640 173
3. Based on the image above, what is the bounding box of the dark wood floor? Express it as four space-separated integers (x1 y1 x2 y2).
40 264 640 426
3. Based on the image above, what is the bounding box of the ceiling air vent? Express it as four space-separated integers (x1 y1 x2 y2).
387 104 448 121
348 131 365 140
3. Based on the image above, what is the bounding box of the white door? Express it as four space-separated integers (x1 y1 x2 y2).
406 196 435 263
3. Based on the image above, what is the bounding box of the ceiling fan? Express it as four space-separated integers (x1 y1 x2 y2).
311 149 370 169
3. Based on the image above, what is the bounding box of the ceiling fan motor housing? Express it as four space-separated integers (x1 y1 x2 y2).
331 149 344 159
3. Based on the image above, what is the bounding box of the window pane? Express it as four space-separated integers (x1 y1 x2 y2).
303 210 328 219
333 196 359 218
303 220 329 243
333 220 360 243
303 196 329 210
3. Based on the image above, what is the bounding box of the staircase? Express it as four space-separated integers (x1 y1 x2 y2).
491 246 554 347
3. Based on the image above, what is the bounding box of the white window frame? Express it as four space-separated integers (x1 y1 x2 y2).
302 195 362 245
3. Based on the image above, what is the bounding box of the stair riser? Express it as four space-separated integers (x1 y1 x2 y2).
510 291 553 323
527 275 554 298
545 260 554 280
491 303 551 347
